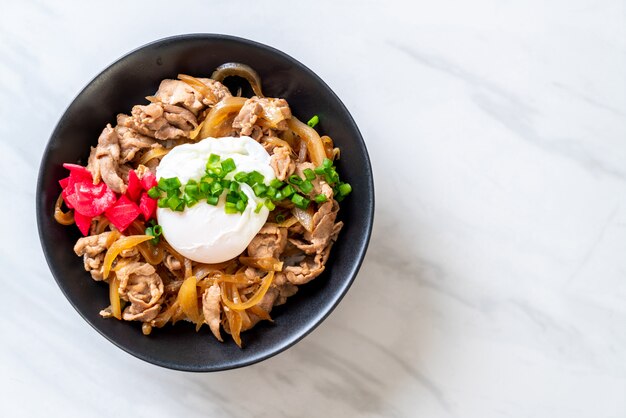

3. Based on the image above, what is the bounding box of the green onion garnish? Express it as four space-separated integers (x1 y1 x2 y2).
299 180 314 194
338 182 352 196
289 175 303 185
234 172 249 183
315 194 328 203
265 200 276 211
206 195 219 206
303 168 316 181
269 178 283 189
221 158 236 173
291 193 310 209
247 171 265 186
147 186 161 199
275 213 286 223
153 225 163 236
254 202 264 213
281 184 295 198
307 115 319 128
253 183 267 197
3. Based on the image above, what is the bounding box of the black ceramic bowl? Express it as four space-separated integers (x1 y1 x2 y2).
36 34 374 371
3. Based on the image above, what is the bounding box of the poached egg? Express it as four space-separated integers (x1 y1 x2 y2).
156 136 275 263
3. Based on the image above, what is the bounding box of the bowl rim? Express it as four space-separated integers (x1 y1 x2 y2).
36 33 375 372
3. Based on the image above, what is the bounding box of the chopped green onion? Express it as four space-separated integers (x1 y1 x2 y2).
167 195 184 211
299 180 314 194
266 186 278 199
247 171 265 186
158 177 181 191
315 194 328 203
206 195 219 206
210 182 223 196
291 193 310 209
208 154 220 165
147 186 161 199
226 191 239 204
314 166 326 175
235 200 246 212
153 225 163 236
183 193 198 207
303 168 316 181
322 158 333 169
229 181 240 192
265 200 276 211
252 183 267 197
220 179 232 189
269 178 283 189
224 202 238 214
274 190 284 201
221 158 236 173
199 181 211 196
288 175 303 185
275 213 286 223
338 182 352 196
281 184 295 198
254 202 264 213
238 191 248 203
184 183 199 199
157 198 168 208
234 172 249 183
144 226 159 245
307 115 319 128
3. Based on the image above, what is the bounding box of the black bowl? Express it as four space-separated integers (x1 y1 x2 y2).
36 34 374 371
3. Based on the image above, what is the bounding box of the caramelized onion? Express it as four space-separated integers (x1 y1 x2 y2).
221 271 274 311
178 74 218 103
54 193 74 225
239 256 283 272
248 305 273 322
137 147 169 165
103 235 154 279
109 276 122 320
292 206 315 232
321 135 335 160
198 96 247 139
288 117 327 167
211 62 264 97
177 275 202 328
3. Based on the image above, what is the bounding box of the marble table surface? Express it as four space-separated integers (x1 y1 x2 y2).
1 0 625 417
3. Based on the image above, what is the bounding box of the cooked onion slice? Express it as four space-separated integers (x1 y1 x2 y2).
177 275 202 329
199 96 247 139
102 235 154 279
137 147 169 165
211 62 264 97
292 206 315 232
109 277 122 320
239 256 283 272
287 117 327 167
178 74 218 103
54 193 74 225
221 271 274 311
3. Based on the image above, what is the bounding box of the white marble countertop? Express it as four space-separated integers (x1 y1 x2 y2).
2 0 625 417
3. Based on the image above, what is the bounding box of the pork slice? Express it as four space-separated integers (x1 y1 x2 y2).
155 79 206 115
289 200 343 255
284 246 331 285
232 97 292 136
74 231 113 257
83 253 105 281
114 126 158 163
163 104 197 131
197 78 232 105
119 103 190 141
247 224 288 259
202 283 223 342
270 146 295 181
116 261 164 322
86 124 126 194
232 99 262 136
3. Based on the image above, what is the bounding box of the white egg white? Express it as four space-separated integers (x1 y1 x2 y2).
156 136 275 263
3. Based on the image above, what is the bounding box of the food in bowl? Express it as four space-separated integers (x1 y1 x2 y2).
53 63 352 347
